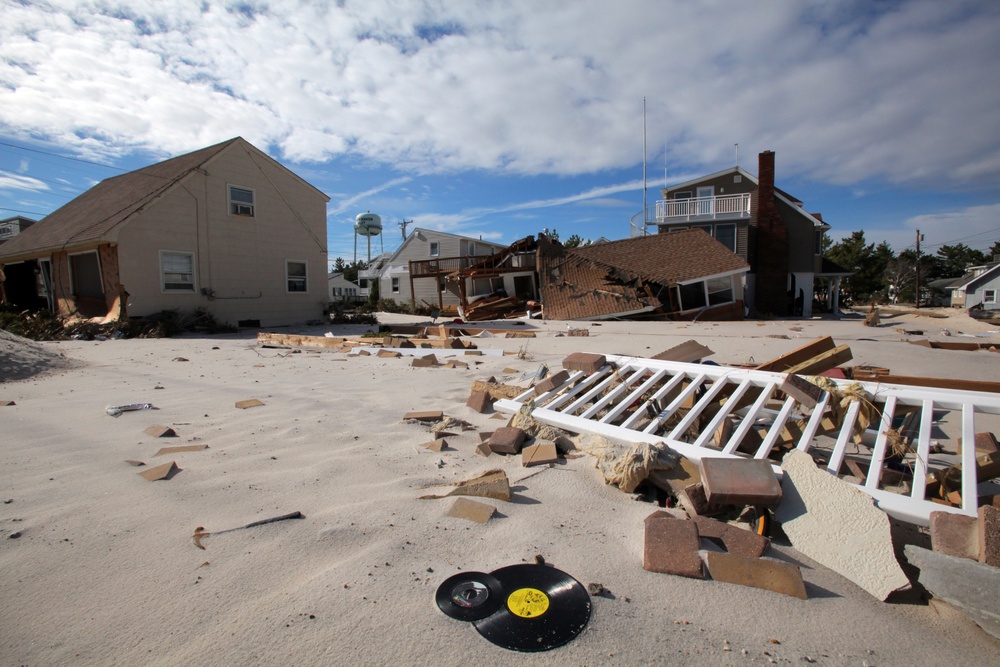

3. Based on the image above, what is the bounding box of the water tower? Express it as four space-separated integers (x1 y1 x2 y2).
354 211 383 264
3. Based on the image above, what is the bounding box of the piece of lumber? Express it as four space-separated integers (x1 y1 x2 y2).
754 336 836 373
783 343 853 376
846 373 1000 395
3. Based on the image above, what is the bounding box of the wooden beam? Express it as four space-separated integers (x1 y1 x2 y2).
783 343 853 376
754 336 837 372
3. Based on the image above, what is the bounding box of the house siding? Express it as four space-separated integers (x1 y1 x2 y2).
116 144 328 326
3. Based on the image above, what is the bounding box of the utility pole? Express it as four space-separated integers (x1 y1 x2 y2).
914 229 922 309
399 219 412 241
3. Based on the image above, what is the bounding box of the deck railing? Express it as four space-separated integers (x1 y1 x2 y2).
656 193 751 223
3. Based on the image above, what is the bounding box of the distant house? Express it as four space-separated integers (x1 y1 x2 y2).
947 261 1000 311
0 216 37 244
0 137 329 327
536 229 750 321
360 228 526 309
655 151 848 317
328 272 362 303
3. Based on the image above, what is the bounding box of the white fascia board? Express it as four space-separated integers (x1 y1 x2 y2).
676 267 749 286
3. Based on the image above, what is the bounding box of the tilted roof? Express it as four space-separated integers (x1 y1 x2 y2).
0 138 241 260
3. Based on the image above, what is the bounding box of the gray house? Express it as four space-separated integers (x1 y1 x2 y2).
949 261 1000 311
0 138 329 327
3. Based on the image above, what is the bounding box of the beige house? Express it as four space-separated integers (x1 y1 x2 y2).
360 228 527 308
0 137 329 327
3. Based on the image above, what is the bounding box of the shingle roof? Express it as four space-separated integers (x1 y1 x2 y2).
569 228 749 284
0 138 240 260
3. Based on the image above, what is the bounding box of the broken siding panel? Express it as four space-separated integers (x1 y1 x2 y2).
494 355 1000 526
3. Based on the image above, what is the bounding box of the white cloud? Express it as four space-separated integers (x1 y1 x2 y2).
0 0 997 191
0 170 48 192
904 204 1000 254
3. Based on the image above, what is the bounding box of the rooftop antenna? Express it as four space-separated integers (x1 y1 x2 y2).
398 218 412 241
735 143 739 168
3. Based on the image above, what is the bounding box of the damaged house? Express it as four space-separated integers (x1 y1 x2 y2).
656 150 849 317
536 230 749 321
0 138 329 327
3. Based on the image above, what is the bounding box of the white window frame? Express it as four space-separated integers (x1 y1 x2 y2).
714 223 737 252
706 275 735 306
285 260 308 293
984 289 997 304
430 241 440 257
160 250 196 293
228 185 255 217
391 277 400 293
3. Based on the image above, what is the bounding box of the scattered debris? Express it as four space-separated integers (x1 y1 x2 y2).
144 425 177 438
642 511 703 579
138 461 179 481
445 497 496 524
418 468 512 502
106 402 154 417
235 399 264 409
419 439 448 452
192 511 304 549
904 545 1000 639
488 427 527 455
154 444 209 456
582 437 679 493
522 442 558 467
403 410 444 422
700 459 782 507
704 552 807 600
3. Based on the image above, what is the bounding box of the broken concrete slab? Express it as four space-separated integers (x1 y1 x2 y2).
700 458 782 507
138 461 179 481
488 427 526 455
705 552 808 599
420 468 512 502
929 511 978 560
522 442 558 467
562 352 606 374
154 444 209 457
144 425 177 438
775 449 910 601
693 516 769 558
235 399 264 409
445 497 496 524
643 511 704 579
979 505 1000 567
905 544 1000 640
534 369 570 395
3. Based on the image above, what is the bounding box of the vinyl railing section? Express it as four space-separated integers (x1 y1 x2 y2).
655 193 751 223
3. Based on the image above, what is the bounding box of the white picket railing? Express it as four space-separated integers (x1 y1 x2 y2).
656 193 751 223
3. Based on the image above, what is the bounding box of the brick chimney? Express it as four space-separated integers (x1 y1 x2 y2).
752 150 790 316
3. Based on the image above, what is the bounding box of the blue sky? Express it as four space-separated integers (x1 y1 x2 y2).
1 0 998 268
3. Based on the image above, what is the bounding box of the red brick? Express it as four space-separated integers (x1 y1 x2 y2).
929 511 978 560
677 483 736 518
693 516 770 558
534 369 570 395
700 458 782 507
488 427 526 455
705 552 808 599
562 352 606 374
979 505 1000 567
643 511 704 579
466 390 493 413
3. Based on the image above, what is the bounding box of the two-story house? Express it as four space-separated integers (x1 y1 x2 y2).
0 137 329 327
655 151 848 317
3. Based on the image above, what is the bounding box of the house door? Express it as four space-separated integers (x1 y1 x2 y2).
38 258 54 312
69 251 106 316
696 186 715 216
513 275 535 300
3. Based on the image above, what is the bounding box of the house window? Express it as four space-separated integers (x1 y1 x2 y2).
229 185 255 216
286 260 307 292
678 282 707 310
439 278 447 293
984 289 997 304
715 224 736 252
706 275 734 305
160 251 195 292
430 242 439 257
468 241 477 256
391 277 400 293
815 230 824 255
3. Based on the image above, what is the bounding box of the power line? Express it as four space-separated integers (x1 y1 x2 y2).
0 141 126 171
0 206 50 216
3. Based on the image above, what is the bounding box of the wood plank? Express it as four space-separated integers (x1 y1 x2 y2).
754 336 836 372
783 344 853 376
847 373 1000 395
257 332 346 349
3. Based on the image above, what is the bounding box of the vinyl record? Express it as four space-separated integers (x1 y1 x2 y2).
472 564 592 652
435 571 505 622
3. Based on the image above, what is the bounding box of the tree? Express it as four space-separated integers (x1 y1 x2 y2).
564 234 591 248
825 231 892 302
934 243 986 278
988 239 1000 259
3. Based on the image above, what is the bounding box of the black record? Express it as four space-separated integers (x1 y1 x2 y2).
472 564 592 652
435 571 505 622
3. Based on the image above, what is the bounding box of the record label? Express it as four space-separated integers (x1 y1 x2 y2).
507 588 549 618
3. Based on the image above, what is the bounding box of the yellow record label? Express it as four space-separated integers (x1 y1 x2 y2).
506 587 550 618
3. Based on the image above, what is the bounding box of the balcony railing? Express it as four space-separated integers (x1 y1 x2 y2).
655 193 751 223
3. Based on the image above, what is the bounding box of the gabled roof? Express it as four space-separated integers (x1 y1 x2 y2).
662 165 826 231
949 263 1000 292
0 138 242 260
569 228 749 285
382 227 506 266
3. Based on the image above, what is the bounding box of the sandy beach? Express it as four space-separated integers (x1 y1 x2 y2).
3 308 1000 666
